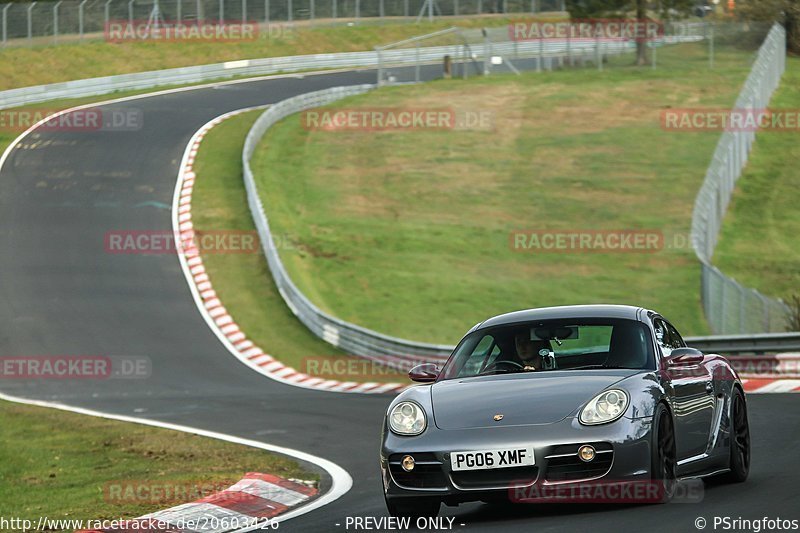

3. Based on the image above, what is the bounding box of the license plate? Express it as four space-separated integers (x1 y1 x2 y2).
451 446 535 471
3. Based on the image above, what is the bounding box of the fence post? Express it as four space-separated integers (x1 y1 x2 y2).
530 0 536 12
263 0 268 23
198 0 203 21
379 0 384 18
332 0 336 18
403 0 407 17
177 0 182 21
105 0 112 34
309 0 313 21
219 0 223 22
287 0 292 22
128 0 134 26
478 0 482 14
454 0 458 16
79 0 88 39
709 22 714 69
1 4 9 47
355 0 359 19
53 1 61 44
242 0 246 21
27 2 35 43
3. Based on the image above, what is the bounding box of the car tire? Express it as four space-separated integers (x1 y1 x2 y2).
720 388 750 483
385 496 441 518
651 403 677 503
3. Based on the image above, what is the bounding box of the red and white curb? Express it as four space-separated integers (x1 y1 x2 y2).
172 109 408 395
80 473 318 533
741 377 800 394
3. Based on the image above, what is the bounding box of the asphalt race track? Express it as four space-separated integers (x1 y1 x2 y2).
1 67 798 532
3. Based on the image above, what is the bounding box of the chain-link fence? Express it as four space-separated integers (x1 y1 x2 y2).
0 0 566 46
691 22 790 334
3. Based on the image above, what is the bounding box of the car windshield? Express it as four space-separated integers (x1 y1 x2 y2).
439 318 655 380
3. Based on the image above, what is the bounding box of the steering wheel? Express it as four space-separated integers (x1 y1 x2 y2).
483 360 524 374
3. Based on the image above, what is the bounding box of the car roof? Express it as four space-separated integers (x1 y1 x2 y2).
475 304 647 331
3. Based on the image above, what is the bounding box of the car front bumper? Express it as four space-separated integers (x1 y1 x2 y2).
381 415 654 506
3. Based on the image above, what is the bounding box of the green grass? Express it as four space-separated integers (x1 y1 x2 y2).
249 41 761 343
0 399 315 522
0 16 532 91
713 57 800 303
190 111 408 380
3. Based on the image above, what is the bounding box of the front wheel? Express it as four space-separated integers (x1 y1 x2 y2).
385 496 441 518
651 403 677 502
720 388 750 483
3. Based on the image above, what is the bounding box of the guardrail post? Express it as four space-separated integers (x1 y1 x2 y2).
27 2 35 44
79 0 88 40
53 1 62 44
1 4 9 47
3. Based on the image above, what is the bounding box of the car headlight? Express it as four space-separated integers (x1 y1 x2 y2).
580 389 629 425
389 401 426 436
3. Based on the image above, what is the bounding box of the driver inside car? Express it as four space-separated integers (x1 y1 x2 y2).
514 331 553 371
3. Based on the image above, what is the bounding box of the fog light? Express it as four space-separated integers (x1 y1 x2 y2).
578 445 596 462
401 455 415 472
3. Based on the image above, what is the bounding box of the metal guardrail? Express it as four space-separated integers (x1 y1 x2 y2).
690 22 791 334
0 37 658 110
686 333 800 355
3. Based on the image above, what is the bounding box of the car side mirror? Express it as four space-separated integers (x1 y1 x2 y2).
408 363 439 383
666 347 704 367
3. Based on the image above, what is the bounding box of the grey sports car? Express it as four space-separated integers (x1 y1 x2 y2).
380 305 750 517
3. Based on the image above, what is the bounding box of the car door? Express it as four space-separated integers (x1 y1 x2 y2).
657 318 715 461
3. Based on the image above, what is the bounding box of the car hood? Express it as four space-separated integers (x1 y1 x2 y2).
431 370 641 430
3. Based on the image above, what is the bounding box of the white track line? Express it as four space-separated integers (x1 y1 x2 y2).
0 391 352 530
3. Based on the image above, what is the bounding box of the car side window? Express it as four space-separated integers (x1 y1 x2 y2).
653 318 673 357
664 322 685 348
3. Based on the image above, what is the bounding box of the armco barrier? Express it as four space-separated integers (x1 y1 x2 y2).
0 31 705 110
